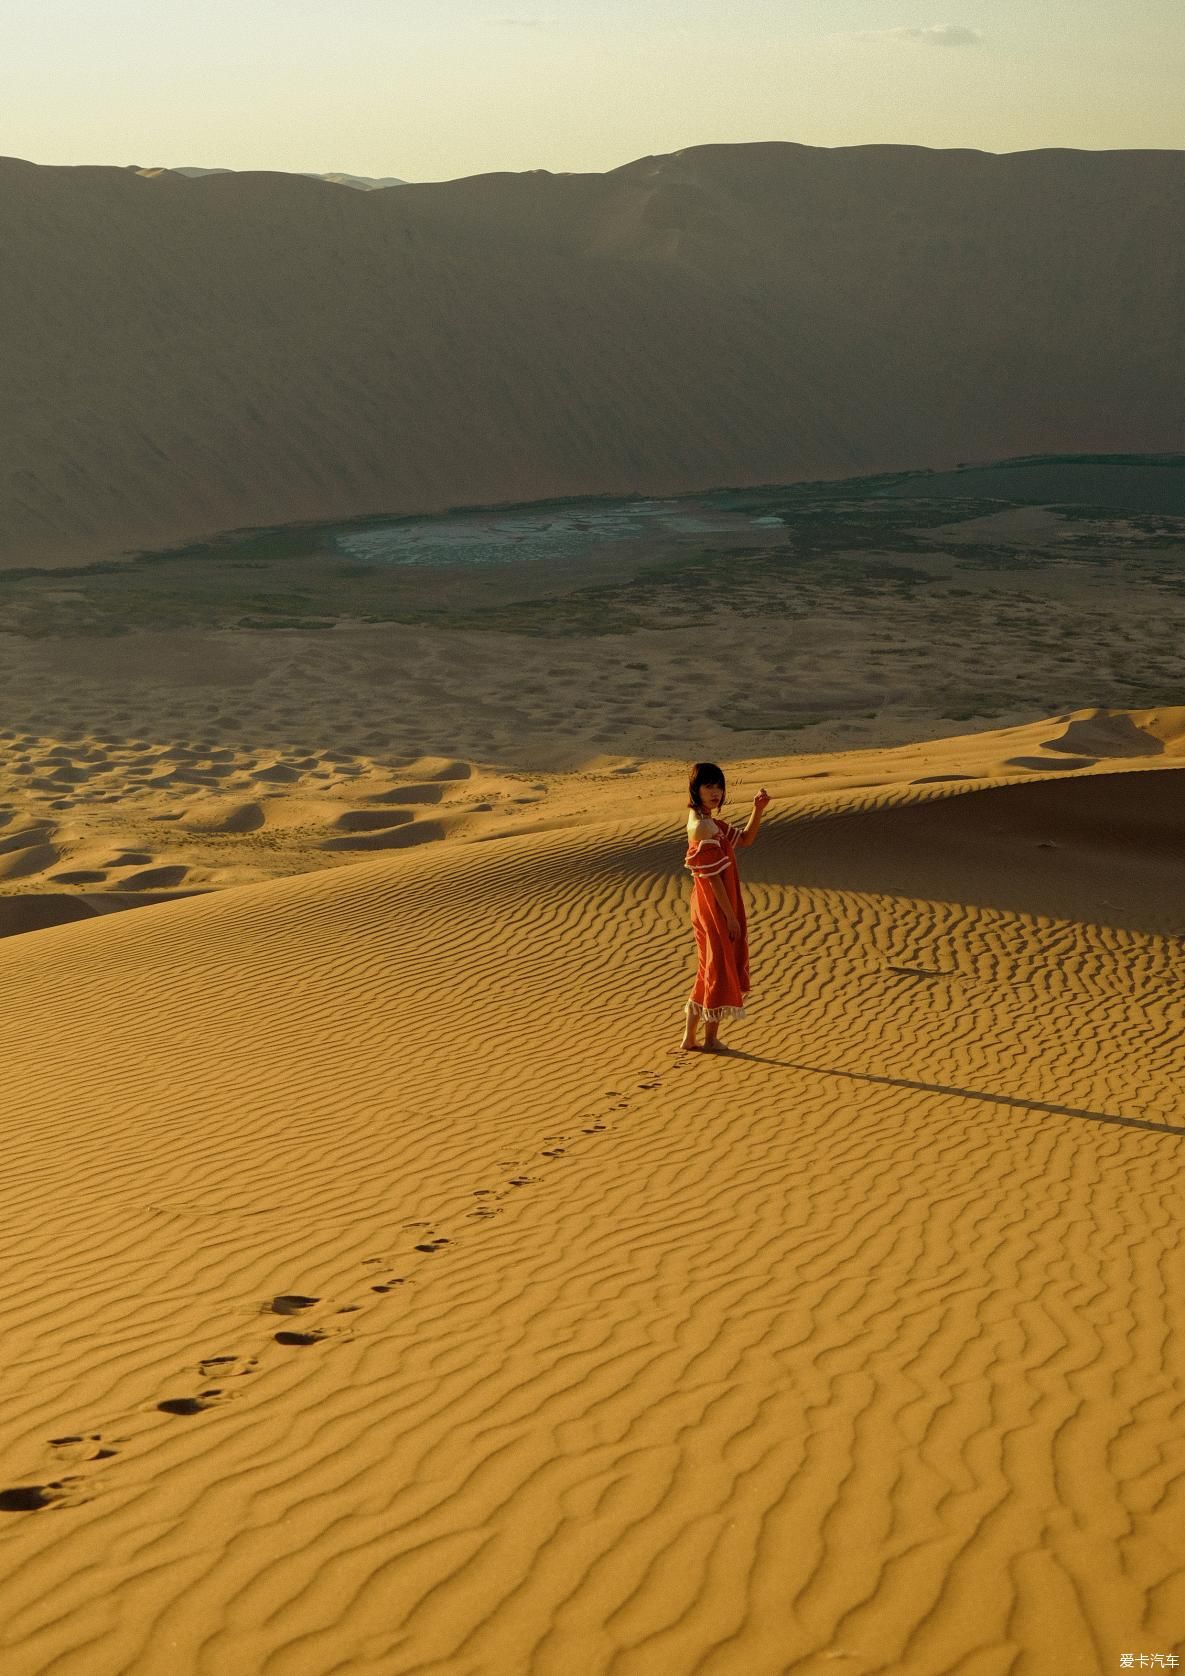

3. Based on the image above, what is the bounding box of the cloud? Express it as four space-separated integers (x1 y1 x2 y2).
834 23 983 47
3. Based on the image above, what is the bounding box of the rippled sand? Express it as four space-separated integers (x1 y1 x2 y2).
0 708 1182 1673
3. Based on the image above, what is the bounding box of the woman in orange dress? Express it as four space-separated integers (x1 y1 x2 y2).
680 761 770 1053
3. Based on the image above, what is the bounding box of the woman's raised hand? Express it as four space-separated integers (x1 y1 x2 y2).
753 787 771 811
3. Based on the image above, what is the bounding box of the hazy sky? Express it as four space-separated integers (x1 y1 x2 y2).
4 0 1182 181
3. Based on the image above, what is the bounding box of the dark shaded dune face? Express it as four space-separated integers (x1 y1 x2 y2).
366 784 445 805
1 143 1182 567
757 767 1185 933
0 896 96 939
331 809 415 833
1042 713 1168 758
179 801 266 835
33 762 89 784
0 823 55 856
100 889 207 913
119 864 189 890
991 766 1185 856
0 842 61 881
320 820 444 852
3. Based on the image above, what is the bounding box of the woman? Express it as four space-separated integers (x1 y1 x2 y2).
680 762 770 1053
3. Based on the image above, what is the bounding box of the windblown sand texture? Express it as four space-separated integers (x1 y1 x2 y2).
0 708 1182 1673
1 141 1182 566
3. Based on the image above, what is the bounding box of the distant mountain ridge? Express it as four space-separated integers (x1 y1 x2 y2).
133 165 407 189
1 139 1182 566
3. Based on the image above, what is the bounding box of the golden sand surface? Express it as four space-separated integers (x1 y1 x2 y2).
0 699 1182 1673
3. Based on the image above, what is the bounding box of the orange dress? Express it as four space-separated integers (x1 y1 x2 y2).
684 816 750 1023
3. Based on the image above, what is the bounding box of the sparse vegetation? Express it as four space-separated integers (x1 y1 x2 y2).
1 455 1180 733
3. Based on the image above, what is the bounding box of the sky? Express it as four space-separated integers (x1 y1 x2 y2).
3 0 1182 182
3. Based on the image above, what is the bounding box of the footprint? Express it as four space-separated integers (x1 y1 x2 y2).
157 1394 223 1416
541 1148 565 1159
507 1176 535 1187
197 1354 258 1379
582 1123 607 1134
274 1330 331 1347
48 1434 118 1464
0 1480 84 1512
268 1294 320 1316
413 1237 451 1254
371 1277 409 1292
467 1207 502 1221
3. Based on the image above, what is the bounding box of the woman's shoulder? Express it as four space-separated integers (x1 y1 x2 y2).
687 815 722 841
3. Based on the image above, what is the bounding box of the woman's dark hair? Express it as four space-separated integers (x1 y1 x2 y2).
688 761 726 814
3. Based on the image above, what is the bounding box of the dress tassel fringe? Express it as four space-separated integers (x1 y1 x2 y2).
684 999 747 1023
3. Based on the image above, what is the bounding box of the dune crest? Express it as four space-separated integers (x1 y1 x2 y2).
1 707 1181 934
1040 705 1185 758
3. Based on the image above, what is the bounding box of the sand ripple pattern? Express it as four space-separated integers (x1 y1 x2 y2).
0 771 1182 1673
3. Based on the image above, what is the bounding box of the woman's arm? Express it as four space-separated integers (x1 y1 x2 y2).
738 788 771 846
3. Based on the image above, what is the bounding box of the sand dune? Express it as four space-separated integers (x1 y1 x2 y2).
145 166 408 189
1 140 1182 566
0 715 1181 1672
2 705 1181 928
0 732 533 916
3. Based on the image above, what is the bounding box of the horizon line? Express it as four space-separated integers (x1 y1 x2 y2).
4 135 1185 187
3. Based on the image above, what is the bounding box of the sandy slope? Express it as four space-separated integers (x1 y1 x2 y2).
2 702 1182 936
1 140 1182 566
0 715 1182 1674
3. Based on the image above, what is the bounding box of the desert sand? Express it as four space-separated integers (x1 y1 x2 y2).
2 131 1183 1670
0 697 1182 1673
1 140 1182 568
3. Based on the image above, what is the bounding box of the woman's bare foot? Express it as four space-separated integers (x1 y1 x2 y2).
679 1037 702 1051
701 1039 728 1053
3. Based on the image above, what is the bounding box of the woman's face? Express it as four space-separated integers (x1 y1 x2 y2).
698 781 724 812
